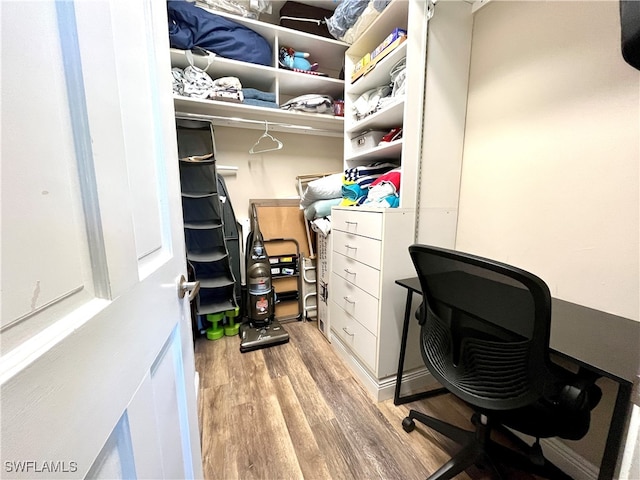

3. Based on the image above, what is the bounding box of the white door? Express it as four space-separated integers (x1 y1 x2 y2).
1 1 203 478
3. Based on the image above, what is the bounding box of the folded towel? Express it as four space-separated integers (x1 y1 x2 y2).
339 197 359 207
370 168 401 192
242 88 276 102
342 183 367 202
342 174 356 186
243 98 279 109
355 175 381 188
364 191 399 208
365 182 397 203
344 162 397 183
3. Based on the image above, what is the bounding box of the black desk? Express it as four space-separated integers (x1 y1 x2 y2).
394 276 638 480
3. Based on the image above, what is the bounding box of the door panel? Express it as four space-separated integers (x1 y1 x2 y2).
86 413 136 479
0 0 97 352
151 328 192 480
110 0 164 262
0 1 202 478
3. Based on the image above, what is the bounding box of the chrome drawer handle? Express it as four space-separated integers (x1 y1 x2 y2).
343 296 356 304
344 220 358 225
344 244 357 250
344 268 356 275
342 327 354 336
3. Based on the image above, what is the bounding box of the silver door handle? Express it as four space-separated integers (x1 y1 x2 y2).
344 268 355 275
343 296 355 304
344 244 357 250
178 274 200 302
342 327 354 336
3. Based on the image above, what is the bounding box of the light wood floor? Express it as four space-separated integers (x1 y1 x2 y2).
195 320 540 480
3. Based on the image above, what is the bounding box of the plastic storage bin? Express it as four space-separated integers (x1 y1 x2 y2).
351 130 387 150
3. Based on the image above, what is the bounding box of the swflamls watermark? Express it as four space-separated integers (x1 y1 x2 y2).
4 461 78 473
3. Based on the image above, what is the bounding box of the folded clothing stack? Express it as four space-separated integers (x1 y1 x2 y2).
340 163 400 207
344 161 397 187
172 68 244 103
363 168 401 208
242 88 278 109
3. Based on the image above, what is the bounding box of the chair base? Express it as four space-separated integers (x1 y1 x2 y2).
403 410 573 480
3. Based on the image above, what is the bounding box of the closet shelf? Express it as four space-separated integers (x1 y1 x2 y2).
347 42 407 96
192 7 349 75
170 49 345 98
183 220 223 230
181 191 217 198
197 297 237 316
198 276 236 289
174 96 344 137
345 138 403 164
187 248 229 263
345 0 409 57
346 99 405 134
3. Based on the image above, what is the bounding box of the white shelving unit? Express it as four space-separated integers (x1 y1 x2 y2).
328 0 432 401
341 0 429 209
169 6 349 137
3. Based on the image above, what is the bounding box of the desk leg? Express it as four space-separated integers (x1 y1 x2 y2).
393 290 414 405
598 380 633 480
393 289 446 405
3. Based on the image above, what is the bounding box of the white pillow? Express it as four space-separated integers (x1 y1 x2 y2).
300 173 343 208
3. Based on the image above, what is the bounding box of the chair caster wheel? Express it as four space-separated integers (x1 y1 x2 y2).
402 417 415 432
471 413 481 426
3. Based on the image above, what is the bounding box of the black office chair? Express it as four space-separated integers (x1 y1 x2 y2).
403 245 602 480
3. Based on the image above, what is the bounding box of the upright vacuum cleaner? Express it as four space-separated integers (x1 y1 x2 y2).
239 204 290 353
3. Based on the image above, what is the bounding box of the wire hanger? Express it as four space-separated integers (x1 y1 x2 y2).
249 121 283 154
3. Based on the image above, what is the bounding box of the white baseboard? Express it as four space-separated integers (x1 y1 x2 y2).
510 431 598 480
329 332 436 402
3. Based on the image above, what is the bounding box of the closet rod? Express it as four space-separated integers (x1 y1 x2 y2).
174 111 337 136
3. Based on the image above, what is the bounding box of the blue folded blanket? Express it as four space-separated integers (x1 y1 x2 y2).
243 98 279 109
242 88 276 102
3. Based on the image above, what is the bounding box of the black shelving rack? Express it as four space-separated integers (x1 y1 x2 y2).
176 118 239 328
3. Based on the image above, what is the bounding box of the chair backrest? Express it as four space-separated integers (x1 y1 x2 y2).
409 244 553 411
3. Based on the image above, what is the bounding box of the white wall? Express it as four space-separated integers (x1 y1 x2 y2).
455 0 640 470
211 126 343 221
456 0 639 322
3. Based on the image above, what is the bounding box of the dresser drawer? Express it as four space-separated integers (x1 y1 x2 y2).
330 301 377 372
332 209 383 240
332 230 381 270
330 272 378 335
332 252 380 299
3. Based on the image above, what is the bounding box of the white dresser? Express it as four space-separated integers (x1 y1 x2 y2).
329 206 423 400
